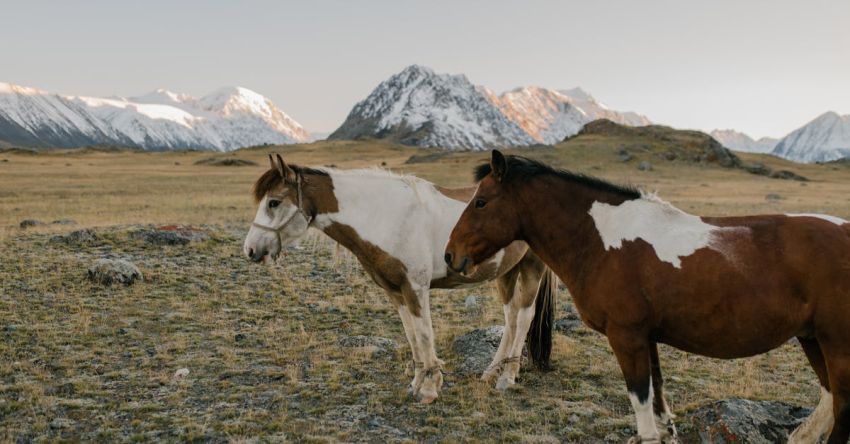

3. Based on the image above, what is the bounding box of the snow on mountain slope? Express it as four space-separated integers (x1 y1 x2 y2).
329 65 651 149
0 82 309 150
489 86 651 144
329 65 534 150
710 129 778 153
772 112 850 163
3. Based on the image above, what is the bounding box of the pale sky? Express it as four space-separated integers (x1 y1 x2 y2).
1 0 847 139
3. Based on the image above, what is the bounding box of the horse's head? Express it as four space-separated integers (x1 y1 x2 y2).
445 150 523 274
243 154 313 262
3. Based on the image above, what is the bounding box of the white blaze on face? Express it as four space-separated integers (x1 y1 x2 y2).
589 195 745 268
786 213 848 226
243 192 309 258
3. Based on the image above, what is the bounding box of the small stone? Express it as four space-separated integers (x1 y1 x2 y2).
49 418 76 429
765 193 783 201
19 219 43 229
87 259 143 286
637 161 653 171
338 335 398 359
464 295 479 311
51 219 77 225
617 149 633 162
174 368 190 379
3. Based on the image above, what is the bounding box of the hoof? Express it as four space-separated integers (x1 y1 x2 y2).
480 368 499 382
495 377 516 392
416 390 438 404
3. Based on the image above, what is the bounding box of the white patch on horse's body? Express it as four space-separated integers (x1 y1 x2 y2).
589 194 747 268
786 213 848 226
788 387 834 443
314 168 502 281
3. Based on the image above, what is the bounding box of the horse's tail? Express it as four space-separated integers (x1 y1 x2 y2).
527 267 557 371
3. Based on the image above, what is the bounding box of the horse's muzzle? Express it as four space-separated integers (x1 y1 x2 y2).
246 247 267 263
444 252 469 274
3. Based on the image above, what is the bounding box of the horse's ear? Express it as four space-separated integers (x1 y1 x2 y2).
268 154 276 170
491 150 507 181
275 153 297 183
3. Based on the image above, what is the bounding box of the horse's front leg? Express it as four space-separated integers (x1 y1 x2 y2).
650 343 678 443
404 282 443 404
608 328 662 444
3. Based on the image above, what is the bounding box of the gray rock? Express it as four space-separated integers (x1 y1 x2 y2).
338 335 398 359
49 417 76 430
51 229 98 246
638 161 653 171
87 259 143 285
451 326 504 376
682 398 811 444
51 219 77 225
464 295 480 313
617 149 634 162
19 219 43 228
554 316 583 335
133 226 209 246
770 170 808 181
765 193 783 201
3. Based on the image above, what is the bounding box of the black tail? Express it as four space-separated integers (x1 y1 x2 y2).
527 268 556 371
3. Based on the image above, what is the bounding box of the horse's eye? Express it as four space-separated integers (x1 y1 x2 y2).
474 199 487 209
268 200 281 209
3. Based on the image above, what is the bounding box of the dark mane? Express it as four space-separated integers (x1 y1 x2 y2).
474 155 640 199
252 164 328 202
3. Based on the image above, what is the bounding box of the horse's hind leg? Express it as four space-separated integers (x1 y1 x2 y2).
650 343 678 443
482 267 520 383
608 328 662 443
789 337 834 443
395 299 424 396
495 257 545 391
823 351 850 444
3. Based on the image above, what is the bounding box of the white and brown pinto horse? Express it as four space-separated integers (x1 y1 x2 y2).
243 154 557 403
446 151 850 444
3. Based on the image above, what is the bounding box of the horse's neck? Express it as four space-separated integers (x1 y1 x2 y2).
518 177 630 293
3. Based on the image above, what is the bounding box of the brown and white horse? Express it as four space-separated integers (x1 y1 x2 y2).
243 154 557 403
445 150 850 444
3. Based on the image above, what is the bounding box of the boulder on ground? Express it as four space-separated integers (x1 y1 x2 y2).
87 259 143 285
451 326 504 376
338 335 398 359
51 229 98 246
681 398 811 444
638 161 653 171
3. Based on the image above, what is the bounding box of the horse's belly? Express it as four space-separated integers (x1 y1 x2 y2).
656 315 801 359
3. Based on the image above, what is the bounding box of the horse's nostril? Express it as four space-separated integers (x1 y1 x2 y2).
247 248 255 258
444 252 453 265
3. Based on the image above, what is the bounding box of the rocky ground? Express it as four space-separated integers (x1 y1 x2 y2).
0 223 823 443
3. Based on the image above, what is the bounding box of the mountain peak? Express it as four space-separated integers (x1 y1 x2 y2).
0 81 309 150
772 111 850 162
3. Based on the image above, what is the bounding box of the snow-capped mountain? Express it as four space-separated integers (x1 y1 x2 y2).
489 86 651 144
329 65 534 150
329 65 650 150
710 129 778 153
0 82 309 150
772 112 850 163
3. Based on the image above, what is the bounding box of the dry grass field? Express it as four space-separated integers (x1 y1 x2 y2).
1 139 849 442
